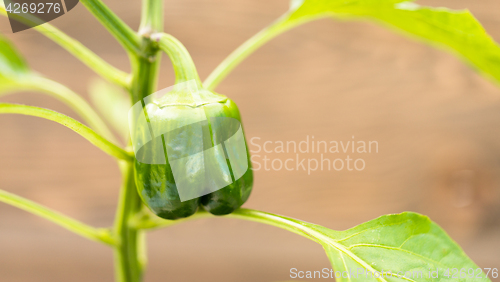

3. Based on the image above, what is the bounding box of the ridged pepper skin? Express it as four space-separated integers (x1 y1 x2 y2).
133 89 253 219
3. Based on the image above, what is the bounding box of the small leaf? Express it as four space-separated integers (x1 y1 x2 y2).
89 78 130 141
0 35 30 80
276 0 500 84
300 212 490 281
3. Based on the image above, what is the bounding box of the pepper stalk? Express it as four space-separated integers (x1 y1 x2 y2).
113 0 163 281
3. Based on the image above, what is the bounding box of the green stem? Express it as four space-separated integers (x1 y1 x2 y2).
227 209 317 242
151 33 202 87
113 1 163 282
129 49 161 103
79 0 141 54
33 24 130 87
130 0 163 103
0 188 116 246
0 76 118 144
113 161 144 282
139 0 163 36
203 16 296 91
130 209 212 230
0 4 128 87
0 103 132 161
134 208 317 243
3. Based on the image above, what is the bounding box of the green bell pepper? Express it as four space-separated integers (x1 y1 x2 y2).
131 86 253 219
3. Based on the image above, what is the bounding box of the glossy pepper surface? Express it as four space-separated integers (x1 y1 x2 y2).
130 85 253 219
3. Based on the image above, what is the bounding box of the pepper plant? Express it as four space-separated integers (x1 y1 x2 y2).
1 0 499 281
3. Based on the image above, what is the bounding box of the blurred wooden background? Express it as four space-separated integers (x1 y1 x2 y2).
1 0 500 281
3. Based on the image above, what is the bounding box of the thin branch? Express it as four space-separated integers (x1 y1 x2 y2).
130 208 212 230
79 0 141 54
113 161 144 282
0 76 118 144
203 16 292 90
0 188 117 246
227 209 317 242
0 5 129 87
132 208 315 242
139 0 163 34
0 103 133 161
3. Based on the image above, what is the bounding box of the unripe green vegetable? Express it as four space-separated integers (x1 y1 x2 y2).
131 85 253 219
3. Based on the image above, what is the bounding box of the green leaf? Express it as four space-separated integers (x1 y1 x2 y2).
0 35 29 80
283 0 500 83
227 210 491 282
89 78 131 141
205 0 500 90
316 212 490 281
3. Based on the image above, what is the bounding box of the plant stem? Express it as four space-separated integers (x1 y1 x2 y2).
129 10 163 103
202 21 281 90
33 24 130 87
113 161 144 282
151 33 202 87
0 188 117 246
130 0 163 103
227 209 317 242
79 0 141 54
0 103 132 161
134 208 316 242
129 48 161 103
130 208 213 230
113 1 163 281
0 4 128 87
0 76 118 144
114 50 159 281
203 15 298 91
139 0 163 36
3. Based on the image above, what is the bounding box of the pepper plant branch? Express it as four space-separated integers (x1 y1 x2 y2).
130 208 213 230
0 76 118 144
0 5 129 87
128 0 163 103
0 103 133 161
112 1 164 281
79 0 141 54
203 15 309 91
203 17 287 90
34 24 130 87
133 208 316 243
139 0 163 35
113 161 143 282
227 209 318 242
0 188 117 246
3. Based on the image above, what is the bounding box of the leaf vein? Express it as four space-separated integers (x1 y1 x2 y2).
336 220 410 243
347 243 448 268
339 252 353 282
